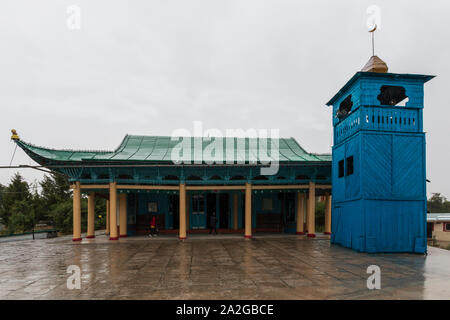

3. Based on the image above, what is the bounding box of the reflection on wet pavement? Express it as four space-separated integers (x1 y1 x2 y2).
1 234 449 299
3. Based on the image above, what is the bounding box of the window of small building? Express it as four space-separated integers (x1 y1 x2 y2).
338 160 345 178
346 156 354 176
262 197 273 211
444 223 450 232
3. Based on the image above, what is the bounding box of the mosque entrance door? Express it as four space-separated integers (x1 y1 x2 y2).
191 194 206 229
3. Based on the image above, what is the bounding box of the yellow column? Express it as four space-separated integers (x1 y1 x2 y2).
185 192 189 233
109 182 118 240
307 181 316 238
305 196 309 233
179 183 187 240
244 183 252 239
87 192 95 239
324 193 332 235
233 193 239 230
72 181 82 241
106 200 110 235
296 192 305 235
119 193 127 238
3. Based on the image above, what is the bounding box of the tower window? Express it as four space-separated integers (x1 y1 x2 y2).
336 94 353 119
346 156 354 176
338 160 345 178
377 85 408 106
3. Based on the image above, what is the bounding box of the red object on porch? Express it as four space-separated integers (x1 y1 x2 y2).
151 216 156 228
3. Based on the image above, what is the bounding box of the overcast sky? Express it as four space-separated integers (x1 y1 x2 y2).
0 0 449 198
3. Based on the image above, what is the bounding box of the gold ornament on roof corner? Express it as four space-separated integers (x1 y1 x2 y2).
11 129 20 141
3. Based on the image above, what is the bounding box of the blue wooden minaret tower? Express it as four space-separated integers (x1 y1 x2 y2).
326 56 434 253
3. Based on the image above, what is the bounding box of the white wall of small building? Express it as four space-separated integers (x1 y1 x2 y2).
431 222 450 241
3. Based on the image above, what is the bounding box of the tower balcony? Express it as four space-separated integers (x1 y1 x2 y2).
334 106 422 145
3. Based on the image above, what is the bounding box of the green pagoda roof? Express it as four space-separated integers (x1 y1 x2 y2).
14 134 331 165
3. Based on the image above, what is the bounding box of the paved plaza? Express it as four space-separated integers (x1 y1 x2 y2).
1 233 450 300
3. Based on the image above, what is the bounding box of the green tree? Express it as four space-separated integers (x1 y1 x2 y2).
0 183 5 214
47 200 73 234
428 193 450 213
0 173 32 231
0 183 5 232
7 200 35 233
40 173 70 205
39 173 72 232
39 173 106 234
315 200 325 232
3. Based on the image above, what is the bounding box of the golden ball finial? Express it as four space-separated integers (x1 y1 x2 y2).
11 129 20 140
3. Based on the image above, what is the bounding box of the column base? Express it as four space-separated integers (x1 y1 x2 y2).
307 233 316 238
72 237 82 242
324 232 331 235
179 236 187 240
296 232 305 235
109 236 119 240
119 234 128 238
244 235 252 239
86 235 95 239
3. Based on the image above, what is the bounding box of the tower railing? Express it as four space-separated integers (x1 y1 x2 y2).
334 106 421 144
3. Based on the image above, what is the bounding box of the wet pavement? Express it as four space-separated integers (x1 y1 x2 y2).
1 233 450 300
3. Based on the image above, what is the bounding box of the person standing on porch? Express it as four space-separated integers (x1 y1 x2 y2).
209 212 217 235
149 215 157 237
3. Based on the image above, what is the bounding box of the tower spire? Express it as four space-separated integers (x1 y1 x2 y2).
371 25 375 56
361 24 388 73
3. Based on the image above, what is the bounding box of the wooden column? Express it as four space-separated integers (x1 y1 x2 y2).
324 193 332 235
179 183 187 240
119 193 127 237
87 192 95 239
244 183 252 239
72 181 82 241
106 200 110 235
109 182 118 240
307 181 316 238
296 192 305 235
233 193 239 230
